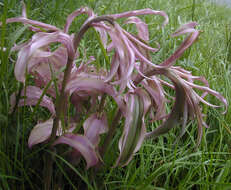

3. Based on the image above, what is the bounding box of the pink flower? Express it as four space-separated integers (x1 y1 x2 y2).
3 5 227 169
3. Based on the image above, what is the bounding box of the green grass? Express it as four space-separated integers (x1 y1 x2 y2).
0 0 231 189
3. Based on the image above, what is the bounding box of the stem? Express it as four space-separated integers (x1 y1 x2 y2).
73 16 114 50
98 94 107 113
44 16 114 190
44 149 54 190
11 83 23 116
134 68 165 85
100 108 122 157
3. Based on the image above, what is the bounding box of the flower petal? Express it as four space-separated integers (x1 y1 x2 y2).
53 134 98 169
160 22 200 67
142 78 166 121
146 70 186 139
14 31 74 82
83 113 108 145
12 85 55 115
66 77 126 114
28 119 53 148
28 118 75 148
125 16 149 41
183 80 228 114
109 8 168 27
0 17 60 32
64 7 94 33
116 93 146 167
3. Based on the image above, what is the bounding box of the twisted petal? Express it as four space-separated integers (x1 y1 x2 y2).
145 68 227 147
146 69 186 139
66 77 126 114
109 8 168 27
123 30 159 52
160 22 200 67
15 31 74 82
125 16 149 41
116 92 146 167
0 17 60 32
28 118 75 148
183 80 228 113
64 7 94 33
10 85 55 115
142 78 166 120
105 23 135 93
53 134 98 169
0 1 59 32
83 113 108 145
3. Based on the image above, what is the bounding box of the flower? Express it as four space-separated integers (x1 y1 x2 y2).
3 4 227 169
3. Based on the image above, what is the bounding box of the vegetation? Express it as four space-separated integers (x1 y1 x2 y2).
0 0 230 189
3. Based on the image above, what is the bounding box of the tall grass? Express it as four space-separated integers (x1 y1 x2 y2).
0 0 230 189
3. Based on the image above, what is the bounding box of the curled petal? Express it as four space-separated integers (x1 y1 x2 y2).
0 17 60 32
174 103 188 144
109 8 169 27
125 16 149 41
142 78 166 120
53 134 98 169
11 86 55 115
105 24 136 93
146 70 186 139
116 93 146 167
66 77 126 114
64 7 94 33
29 32 75 58
135 88 152 115
183 80 228 114
160 22 200 67
28 119 53 148
123 30 159 52
28 118 75 148
105 52 120 82
83 113 108 145
126 39 163 69
171 22 198 37
15 31 74 82
14 45 31 82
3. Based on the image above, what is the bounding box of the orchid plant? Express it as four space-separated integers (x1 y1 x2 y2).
1 2 227 189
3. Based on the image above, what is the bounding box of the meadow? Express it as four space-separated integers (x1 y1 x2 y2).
0 0 231 189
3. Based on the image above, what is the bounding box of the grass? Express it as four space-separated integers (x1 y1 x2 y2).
0 0 231 189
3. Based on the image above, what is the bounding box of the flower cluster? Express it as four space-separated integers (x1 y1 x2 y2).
2 3 227 168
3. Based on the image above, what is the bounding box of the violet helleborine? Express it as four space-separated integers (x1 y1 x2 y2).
2 3 227 169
